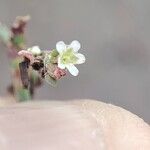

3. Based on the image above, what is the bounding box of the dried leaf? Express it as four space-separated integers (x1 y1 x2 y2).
12 15 30 34
19 61 29 88
46 63 57 78
43 53 51 67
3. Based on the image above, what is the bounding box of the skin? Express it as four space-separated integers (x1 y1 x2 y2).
0 98 149 150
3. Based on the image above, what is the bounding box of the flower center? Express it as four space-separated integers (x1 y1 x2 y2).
60 48 78 64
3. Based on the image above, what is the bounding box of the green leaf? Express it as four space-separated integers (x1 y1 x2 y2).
30 70 39 84
50 49 59 57
12 34 25 47
44 50 59 64
50 49 59 63
16 88 31 101
0 24 11 43
45 74 57 87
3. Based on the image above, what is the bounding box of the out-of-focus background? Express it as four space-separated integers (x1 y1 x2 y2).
0 0 150 122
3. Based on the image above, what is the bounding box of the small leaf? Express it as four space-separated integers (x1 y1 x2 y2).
45 74 57 87
46 63 56 77
0 23 11 43
44 50 58 65
43 53 51 67
51 49 59 57
16 88 31 101
12 34 25 47
50 49 59 63
30 70 40 84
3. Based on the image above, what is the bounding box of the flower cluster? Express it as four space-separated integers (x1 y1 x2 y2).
0 15 86 101
18 40 86 86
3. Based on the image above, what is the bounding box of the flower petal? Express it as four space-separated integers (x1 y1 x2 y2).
58 57 66 69
66 64 79 76
75 53 86 64
56 41 66 53
69 40 81 52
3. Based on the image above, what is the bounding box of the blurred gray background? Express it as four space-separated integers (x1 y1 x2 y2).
0 0 150 123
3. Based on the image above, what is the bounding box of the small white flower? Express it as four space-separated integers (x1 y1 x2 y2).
27 46 41 55
56 40 85 76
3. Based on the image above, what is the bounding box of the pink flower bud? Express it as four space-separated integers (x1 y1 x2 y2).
54 67 67 80
18 50 34 64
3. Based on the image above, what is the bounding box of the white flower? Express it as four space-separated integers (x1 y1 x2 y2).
27 46 41 55
56 40 86 76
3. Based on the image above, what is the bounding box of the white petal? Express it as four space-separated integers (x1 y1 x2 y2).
28 46 41 55
75 53 86 64
58 63 66 69
66 64 79 76
32 46 41 53
56 41 66 53
69 40 81 52
58 57 66 69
